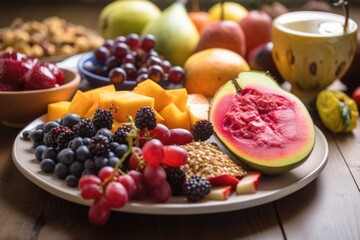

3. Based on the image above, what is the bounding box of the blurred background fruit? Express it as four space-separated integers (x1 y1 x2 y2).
260 1 289 19
208 2 248 22
246 42 284 84
98 0 161 39
195 20 246 57
239 10 273 58
141 1 199 66
184 48 250 97
188 11 211 34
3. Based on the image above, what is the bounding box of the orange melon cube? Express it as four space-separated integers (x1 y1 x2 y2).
68 90 94 117
160 103 191 130
187 93 210 127
112 92 154 123
98 91 130 110
132 80 173 111
84 84 117 118
154 109 165 124
47 101 70 122
167 88 188 112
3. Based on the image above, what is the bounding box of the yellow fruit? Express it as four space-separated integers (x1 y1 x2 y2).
167 88 188 112
187 93 210 127
47 101 70 122
68 90 94 117
316 90 358 133
160 103 191 130
208 2 248 22
132 79 173 111
184 48 250 97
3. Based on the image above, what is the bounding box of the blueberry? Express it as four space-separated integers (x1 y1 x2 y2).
107 151 115 158
54 162 69 180
108 156 119 168
81 168 96 176
68 137 83 150
83 137 91 146
109 142 120 152
40 158 56 173
84 159 95 170
94 156 108 169
114 144 128 158
22 130 32 140
43 121 60 133
34 145 47 161
75 145 90 162
33 141 43 149
69 161 84 177
41 147 57 161
30 129 44 143
35 123 45 130
42 132 50 146
61 113 81 128
96 128 112 141
65 175 78 188
57 148 75 165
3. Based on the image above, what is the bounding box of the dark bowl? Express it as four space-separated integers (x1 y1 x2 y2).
77 52 181 90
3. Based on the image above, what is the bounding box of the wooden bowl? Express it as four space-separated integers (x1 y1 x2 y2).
0 69 80 128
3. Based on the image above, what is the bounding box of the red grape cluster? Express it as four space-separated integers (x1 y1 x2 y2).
78 116 194 225
84 33 185 85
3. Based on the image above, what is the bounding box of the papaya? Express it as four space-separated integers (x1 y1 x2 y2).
209 71 315 175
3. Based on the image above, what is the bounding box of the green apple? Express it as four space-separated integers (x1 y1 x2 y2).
98 0 161 39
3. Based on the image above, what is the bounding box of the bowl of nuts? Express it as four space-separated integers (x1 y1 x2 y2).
0 17 104 61
0 51 80 127
78 34 185 90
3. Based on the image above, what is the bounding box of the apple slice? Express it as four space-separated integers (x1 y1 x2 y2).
236 171 262 195
204 186 232 201
208 174 240 189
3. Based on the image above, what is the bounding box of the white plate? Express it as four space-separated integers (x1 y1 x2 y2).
12 116 328 215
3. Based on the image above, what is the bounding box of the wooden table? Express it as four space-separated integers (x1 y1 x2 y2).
1 2 360 239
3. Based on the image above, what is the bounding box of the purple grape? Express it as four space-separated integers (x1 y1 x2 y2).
140 34 156 51
113 42 130 60
109 67 127 84
148 65 163 83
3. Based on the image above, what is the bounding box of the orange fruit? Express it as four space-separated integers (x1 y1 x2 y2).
188 11 211 34
184 48 250 97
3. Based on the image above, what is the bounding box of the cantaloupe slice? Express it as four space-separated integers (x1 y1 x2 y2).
84 85 118 118
98 91 130 110
112 92 154 123
187 93 210 127
167 88 188 112
160 103 191 130
68 90 94 117
132 80 173 111
47 101 70 122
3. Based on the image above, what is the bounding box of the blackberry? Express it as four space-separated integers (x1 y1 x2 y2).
93 109 114 130
89 134 110 156
192 120 214 141
183 175 211 202
47 126 71 148
166 168 186 196
135 106 157 130
56 130 75 150
112 125 133 145
72 118 96 138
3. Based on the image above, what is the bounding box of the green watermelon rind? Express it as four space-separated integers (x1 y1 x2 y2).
210 71 316 175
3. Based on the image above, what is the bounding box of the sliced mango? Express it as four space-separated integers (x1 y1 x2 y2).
47 101 70 122
160 103 191 130
167 88 188 112
112 92 154 123
68 90 94 117
132 80 173 111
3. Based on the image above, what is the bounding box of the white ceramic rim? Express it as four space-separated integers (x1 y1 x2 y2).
273 11 358 37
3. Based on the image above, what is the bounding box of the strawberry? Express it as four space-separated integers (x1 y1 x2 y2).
24 64 57 90
208 174 240 189
39 62 64 85
0 82 21 91
1 51 28 61
352 86 360 109
0 58 33 88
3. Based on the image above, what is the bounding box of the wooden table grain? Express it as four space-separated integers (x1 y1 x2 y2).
1 2 360 239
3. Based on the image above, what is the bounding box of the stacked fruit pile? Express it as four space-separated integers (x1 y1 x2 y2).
22 104 261 225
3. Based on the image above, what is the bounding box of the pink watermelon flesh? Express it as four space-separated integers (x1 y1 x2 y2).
212 86 314 174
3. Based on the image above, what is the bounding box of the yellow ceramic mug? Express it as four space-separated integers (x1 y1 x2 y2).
272 11 357 105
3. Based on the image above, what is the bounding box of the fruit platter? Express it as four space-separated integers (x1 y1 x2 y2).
5 0 359 227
